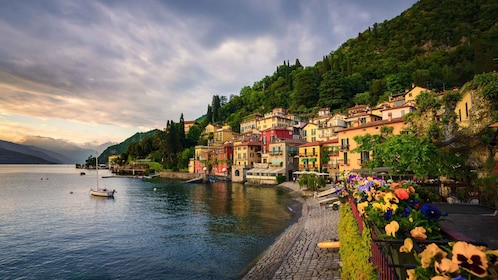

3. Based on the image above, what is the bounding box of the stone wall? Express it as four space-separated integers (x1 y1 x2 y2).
159 171 202 180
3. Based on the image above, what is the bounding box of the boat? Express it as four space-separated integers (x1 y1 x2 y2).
90 152 116 197
185 177 203 183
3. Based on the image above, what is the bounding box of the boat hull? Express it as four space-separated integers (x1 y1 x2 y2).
90 189 115 197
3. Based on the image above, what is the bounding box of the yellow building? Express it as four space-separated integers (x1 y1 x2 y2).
298 141 322 171
404 86 430 104
455 90 472 128
202 123 221 137
233 140 262 168
302 123 318 142
239 113 262 134
214 125 238 144
337 117 406 172
256 108 295 131
322 138 340 176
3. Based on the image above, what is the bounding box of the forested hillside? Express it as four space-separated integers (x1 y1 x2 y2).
210 0 498 132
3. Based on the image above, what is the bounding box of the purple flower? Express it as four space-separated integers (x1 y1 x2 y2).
358 180 373 193
420 204 441 220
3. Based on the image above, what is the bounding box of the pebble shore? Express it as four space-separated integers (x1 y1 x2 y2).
242 182 341 280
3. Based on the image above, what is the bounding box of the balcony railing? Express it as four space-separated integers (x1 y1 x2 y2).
340 145 349 151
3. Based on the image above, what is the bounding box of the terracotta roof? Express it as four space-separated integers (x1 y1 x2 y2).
299 141 322 147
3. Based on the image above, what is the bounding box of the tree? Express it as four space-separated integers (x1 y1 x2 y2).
291 67 319 109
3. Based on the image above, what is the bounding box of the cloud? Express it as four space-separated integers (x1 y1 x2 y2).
0 0 417 145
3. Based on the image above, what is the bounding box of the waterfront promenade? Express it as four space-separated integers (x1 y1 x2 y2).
242 182 341 280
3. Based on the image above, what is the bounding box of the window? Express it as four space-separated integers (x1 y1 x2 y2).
343 152 348 165
361 151 369 164
465 103 469 118
341 138 349 150
360 117 366 124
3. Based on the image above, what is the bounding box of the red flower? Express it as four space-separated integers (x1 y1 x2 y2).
394 187 409 200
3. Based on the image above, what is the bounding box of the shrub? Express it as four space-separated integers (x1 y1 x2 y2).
338 203 377 280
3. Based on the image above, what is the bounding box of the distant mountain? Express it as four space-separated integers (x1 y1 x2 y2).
19 136 115 164
0 140 61 164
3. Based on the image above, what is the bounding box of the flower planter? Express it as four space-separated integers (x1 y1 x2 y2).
370 223 417 280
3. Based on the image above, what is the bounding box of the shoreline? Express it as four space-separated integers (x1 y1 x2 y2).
242 182 341 279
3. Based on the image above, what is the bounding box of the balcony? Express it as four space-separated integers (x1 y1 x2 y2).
340 145 349 151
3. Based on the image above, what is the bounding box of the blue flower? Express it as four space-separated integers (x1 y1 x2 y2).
408 199 420 209
420 204 441 220
402 207 412 217
384 208 393 220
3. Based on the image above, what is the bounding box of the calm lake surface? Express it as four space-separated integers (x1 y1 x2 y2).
0 165 300 280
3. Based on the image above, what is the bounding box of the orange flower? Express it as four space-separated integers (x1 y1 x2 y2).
385 221 399 238
400 238 413 253
394 187 409 200
406 269 417 280
390 182 401 189
410 226 427 241
419 243 447 268
452 241 488 278
407 185 416 195
434 258 459 275
430 276 450 280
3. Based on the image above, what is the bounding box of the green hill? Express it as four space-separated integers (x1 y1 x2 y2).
99 130 160 163
214 0 498 131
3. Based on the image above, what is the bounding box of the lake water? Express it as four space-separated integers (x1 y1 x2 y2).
0 165 300 280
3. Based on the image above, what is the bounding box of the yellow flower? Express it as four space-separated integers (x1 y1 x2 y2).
410 226 427 241
406 269 417 280
434 258 460 275
452 241 488 278
419 243 447 268
372 202 383 211
357 201 368 215
385 220 399 238
400 238 413 253
374 191 385 201
383 192 399 204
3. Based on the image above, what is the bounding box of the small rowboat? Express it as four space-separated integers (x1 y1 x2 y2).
317 240 340 249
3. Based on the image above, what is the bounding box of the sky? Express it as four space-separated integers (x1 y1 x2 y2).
0 0 418 147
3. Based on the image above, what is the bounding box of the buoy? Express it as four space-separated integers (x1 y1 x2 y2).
153 188 157 191
317 240 340 249
70 191 74 194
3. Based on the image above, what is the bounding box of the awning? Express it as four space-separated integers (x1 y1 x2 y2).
246 168 286 176
292 171 329 176
301 158 308 162
309 158 316 162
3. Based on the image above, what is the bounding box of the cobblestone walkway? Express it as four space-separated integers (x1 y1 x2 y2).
242 186 341 280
